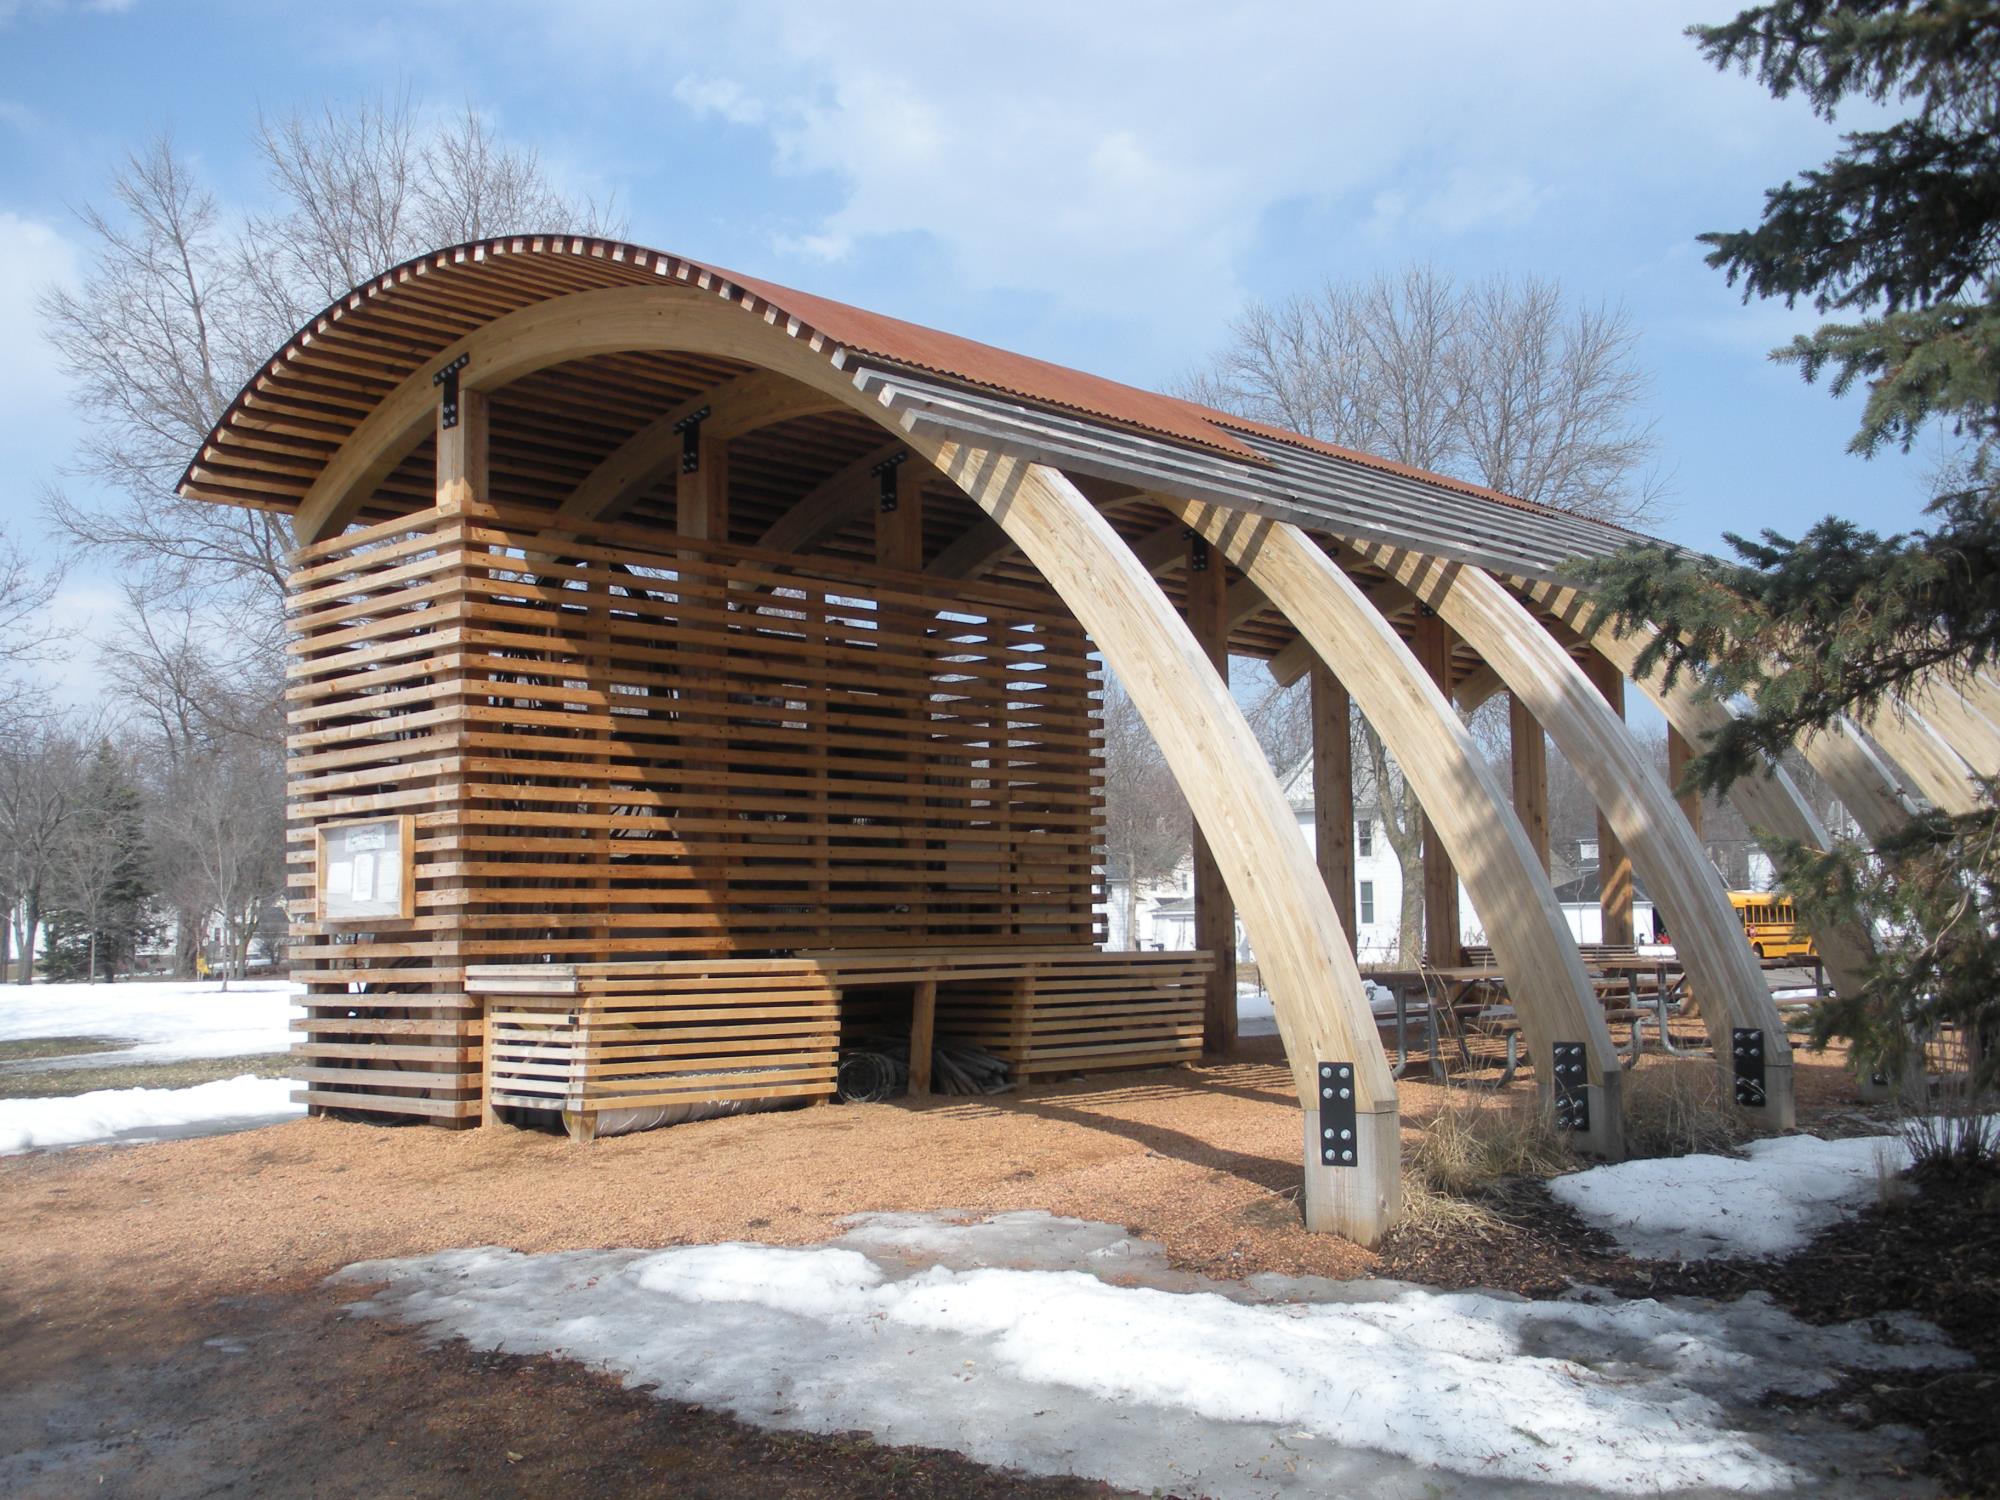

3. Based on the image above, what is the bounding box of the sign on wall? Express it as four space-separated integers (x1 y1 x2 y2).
316 815 415 923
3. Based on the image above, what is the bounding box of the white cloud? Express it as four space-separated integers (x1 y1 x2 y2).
672 75 767 128
0 212 78 405
0 0 135 25
496 0 1820 325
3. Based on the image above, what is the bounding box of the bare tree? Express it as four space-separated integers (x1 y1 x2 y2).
42 98 623 617
0 524 67 716
0 719 88 982
147 739 286 988
1099 673 1190 946
1187 266 1665 961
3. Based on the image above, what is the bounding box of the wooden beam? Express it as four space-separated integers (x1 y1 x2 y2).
1267 576 1421 687
1857 702 1981 815
918 445 1401 1243
557 370 838 528
1411 611 1462 968
1667 725 1701 839
436 390 488 517
1510 693 1550 875
1311 666 1357 945
1368 554 1796 1126
908 979 936 1095
1176 501 1625 1155
676 428 729 542
876 456 924 572
1903 676 2000 777
1582 653 1636 948
1186 531 1237 1055
759 441 906 556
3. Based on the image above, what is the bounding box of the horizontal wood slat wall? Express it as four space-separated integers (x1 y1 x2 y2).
288 503 1105 1121
470 950 1213 1127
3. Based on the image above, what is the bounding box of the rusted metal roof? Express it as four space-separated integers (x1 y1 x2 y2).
178 234 1647 563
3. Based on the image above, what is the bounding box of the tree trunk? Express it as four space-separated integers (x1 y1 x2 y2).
1361 721 1426 966
19 886 39 984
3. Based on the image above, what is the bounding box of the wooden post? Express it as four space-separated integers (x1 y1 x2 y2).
1187 533 1238 1054
676 427 729 541
1310 665 1357 946
437 390 488 516
1667 725 1702 837
908 979 937 1095
1585 653 1636 947
877 459 927 935
876 457 923 571
1510 693 1550 875
1412 611 1461 967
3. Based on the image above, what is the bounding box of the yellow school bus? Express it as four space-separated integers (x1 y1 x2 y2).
1727 891 1816 961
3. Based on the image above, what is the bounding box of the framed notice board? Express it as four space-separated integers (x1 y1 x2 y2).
315 815 415 923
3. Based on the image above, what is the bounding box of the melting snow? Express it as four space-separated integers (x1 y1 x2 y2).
0 1073 304 1155
1550 1133 1910 1260
0 979 301 1066
335 1210 1959 1497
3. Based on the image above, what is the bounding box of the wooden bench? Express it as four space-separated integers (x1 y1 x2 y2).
468 946 1213 1139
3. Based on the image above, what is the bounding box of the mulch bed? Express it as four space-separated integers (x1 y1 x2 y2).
1378 1159 2000 1497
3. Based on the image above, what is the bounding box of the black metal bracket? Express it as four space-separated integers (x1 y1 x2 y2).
432 354 470 429
1315 1061 1357 1167
1185 528 1210 573
873 449 909 512
673 406 711 473
1551 1041 1589 1132
1732 1027 1767 1108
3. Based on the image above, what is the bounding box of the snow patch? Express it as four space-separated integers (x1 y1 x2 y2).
0 1074 303 1155
0 979 301 1065
1550 1133 1909 1260
335 1211 1961 1496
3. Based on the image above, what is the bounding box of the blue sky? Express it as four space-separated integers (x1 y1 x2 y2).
0 0 1947 626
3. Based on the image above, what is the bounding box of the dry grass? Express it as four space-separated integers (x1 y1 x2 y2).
0 1052 295 1099
1393 1093 1576 1237
0 1035 125 1064
1619 1058 1748 1160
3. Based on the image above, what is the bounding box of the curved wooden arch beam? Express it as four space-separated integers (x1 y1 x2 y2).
915 447 1402 1239
1519 596 1877 1021
1365 553 1796 1126
1171 501 1626 1155
558 369 840 528
1901 676 2000 780
757 440 905 556
294 285 852 543
1858 704 1981 815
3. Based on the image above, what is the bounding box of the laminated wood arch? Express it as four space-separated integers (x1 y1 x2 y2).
1172 501 1626 1156
264 280 1405 1243
1358 554 1795 1126
1515 582 1874 1040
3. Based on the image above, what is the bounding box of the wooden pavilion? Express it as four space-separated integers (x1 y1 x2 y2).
178 236 2000 1244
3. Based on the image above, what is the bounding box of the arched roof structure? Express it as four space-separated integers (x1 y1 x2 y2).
180 234 2000 1243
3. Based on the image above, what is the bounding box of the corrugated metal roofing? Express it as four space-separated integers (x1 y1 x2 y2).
179 234 1655 575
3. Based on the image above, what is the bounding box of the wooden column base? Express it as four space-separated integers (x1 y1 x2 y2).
562 1108 600 1143
1572 1068 1625 1161
1299 1105 1400 1246
1736 1058 1797 1132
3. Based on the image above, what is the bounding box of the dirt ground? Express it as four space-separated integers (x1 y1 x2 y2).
0 1037 1897 1497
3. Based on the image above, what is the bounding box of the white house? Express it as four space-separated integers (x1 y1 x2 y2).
1101 754 1658 961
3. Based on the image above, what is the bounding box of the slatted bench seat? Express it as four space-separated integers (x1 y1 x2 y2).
468 946 1214 1139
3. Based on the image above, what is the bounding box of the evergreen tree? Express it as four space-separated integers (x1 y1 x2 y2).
43 741 153 982
1580 1 2000 1107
